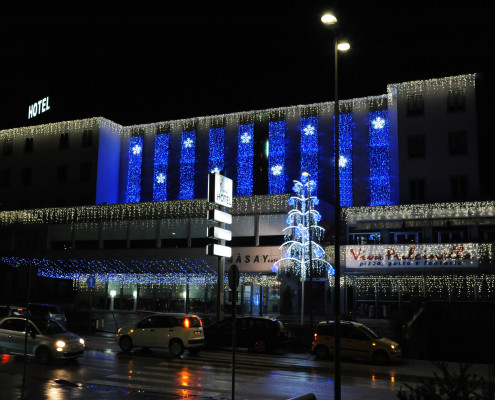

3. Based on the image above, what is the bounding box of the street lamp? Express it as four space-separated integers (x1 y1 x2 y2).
322 12 350 400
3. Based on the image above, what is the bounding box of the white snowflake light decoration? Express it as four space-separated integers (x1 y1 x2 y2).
156 173 166 184
132 144 142 155
372 117 386 130
183 138 194 148
271 165 283 176
240 132 252 144
303 124 316 136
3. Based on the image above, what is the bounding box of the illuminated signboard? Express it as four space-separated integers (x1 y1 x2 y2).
208 172 233 208
28 96 51 119
344 243 478 268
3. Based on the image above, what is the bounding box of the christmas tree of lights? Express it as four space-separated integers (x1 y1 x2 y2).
273 173 334 280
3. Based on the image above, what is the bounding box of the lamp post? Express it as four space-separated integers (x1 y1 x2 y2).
321 12 350 400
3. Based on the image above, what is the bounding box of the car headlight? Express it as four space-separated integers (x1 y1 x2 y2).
79 338 85 345
56 340 66 351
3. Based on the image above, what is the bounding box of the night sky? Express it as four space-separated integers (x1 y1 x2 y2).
0 1 493 130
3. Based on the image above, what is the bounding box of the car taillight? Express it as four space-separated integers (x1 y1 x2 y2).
314 333 317 341
183 318 190 328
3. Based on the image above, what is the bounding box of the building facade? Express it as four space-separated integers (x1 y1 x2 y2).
0 73 489 320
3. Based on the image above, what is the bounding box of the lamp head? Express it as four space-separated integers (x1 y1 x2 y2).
321 13 338 26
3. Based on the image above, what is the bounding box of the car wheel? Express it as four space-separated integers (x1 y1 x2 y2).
372 350 389 365
119 336 133 352
169 339 184 357
315 345 330 360
36 347 52 364
252 339 267 353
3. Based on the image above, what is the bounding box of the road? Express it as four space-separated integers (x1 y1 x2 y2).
0 333 492 400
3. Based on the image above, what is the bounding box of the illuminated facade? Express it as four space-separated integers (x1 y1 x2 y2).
0 73 488 318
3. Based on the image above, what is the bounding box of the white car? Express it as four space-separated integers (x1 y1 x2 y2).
0 317 85 364
116 313 204 357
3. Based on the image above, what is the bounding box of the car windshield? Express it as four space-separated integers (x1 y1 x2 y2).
32 318 66 334
360 324 380 339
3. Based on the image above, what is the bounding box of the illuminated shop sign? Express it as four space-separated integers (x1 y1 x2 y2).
344 243 478 268
28 96 51 119
227 246 280 273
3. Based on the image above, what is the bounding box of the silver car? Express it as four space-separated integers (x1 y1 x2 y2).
0 317 85 364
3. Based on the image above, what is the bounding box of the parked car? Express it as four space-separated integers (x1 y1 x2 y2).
0 305 27 318
116 313 204 357
0 316 85 364
29 303 67 327
312 320 401 365
204 316 288 353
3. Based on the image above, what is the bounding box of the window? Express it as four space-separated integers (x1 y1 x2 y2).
3 138 12 156
59 133 69 149
24 137 34 153
407 135 426 158
410 179 425 201
57 164 68 183
0 170 11 187
451 176 468 200
407 94 424 116
21 168 32 185
82 130 93 147
447 89 465 112
0 318 26 332
80 161 92 181
448 131 467 156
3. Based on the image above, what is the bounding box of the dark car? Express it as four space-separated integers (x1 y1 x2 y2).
204 316 288 353
29 303 66 327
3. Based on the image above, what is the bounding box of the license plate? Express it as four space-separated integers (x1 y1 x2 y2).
194 331 201 336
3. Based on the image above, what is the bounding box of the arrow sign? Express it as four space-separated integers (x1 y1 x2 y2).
86 275 96 288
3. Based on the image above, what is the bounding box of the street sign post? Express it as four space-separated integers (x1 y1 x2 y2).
207 172 233 323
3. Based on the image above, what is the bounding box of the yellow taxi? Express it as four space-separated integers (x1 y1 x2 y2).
312 320 401 365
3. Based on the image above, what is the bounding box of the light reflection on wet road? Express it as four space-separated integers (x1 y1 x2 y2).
0 347 441 400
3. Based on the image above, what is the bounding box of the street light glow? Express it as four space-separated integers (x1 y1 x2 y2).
338 42 350 51
321 13 337 25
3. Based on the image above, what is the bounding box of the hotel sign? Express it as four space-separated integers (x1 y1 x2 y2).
28 96 51 119
208 173 233 208
345 243 478 268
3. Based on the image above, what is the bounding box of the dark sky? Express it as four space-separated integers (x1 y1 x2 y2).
0 1 493 129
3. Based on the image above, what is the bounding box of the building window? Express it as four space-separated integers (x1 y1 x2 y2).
448 131 467 156
451 175 468 200
21 168 32 186
410 179 425 201
407 135 426 158
0 170 11 187
447 89 465 112
407 94 424 116
57 164 68 183
3 138 13 156
24 138 34 153
80 161 92 181
59 133 69 149
82 130 93 147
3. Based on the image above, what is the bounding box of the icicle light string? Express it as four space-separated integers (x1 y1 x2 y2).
0 194 291 227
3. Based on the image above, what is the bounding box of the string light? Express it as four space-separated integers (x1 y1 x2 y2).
268 120 286 194
126 136 143 203
300 117 319 194
369 110 392 206
273 174 334 278
339 113 353 207
153 133 170 201
208 127 225 174
237 124 254 196
179 130 196 200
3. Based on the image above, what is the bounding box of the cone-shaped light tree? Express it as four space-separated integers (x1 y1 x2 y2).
273 172 334 324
